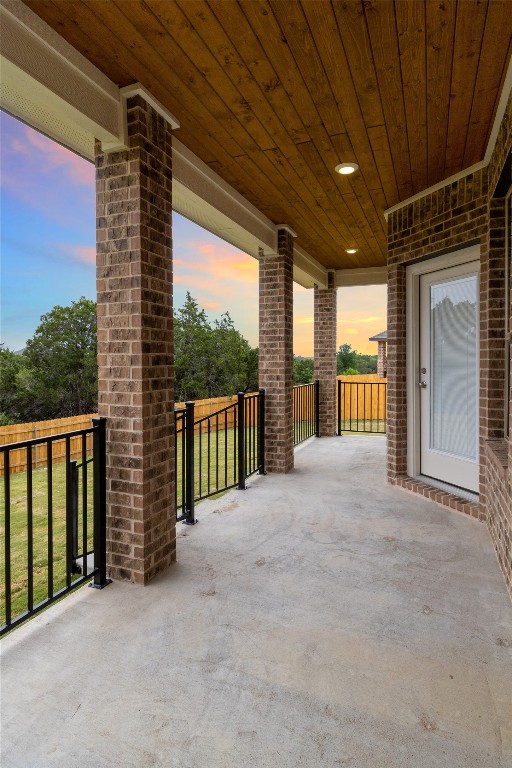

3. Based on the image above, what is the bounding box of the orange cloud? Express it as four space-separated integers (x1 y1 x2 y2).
197 297 221 311
56 243 96 266
18 127 95 186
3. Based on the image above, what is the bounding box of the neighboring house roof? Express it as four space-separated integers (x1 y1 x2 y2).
369 331 388 342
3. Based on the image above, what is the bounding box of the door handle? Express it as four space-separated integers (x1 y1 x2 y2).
418 381 427 389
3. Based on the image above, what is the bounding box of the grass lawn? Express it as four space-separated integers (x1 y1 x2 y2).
2 417 334 627
0 458 94 626
338 419 387 434
1 423 263 626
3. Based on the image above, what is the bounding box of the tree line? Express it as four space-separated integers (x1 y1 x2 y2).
0 294 376 425
0 294 258 425
293 344 377 384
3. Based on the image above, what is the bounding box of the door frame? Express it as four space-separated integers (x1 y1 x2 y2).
406 243 480 484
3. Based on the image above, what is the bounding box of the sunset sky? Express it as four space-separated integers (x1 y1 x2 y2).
0 111 386 355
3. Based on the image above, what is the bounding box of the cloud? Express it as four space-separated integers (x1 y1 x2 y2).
24 127 94 186
357 316 384 324
295 316 314 324
197 297 221 311
59 244 96 266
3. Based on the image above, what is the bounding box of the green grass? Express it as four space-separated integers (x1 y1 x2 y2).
3 418 332 627
0 458 94 626
338 419 387 434
0 425 256 626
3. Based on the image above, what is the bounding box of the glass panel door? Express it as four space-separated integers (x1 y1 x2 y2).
420 262 479 492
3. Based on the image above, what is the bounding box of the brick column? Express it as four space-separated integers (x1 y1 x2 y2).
96 94 175 584
259 226 295 472
377 341 387 377
314 271 337 436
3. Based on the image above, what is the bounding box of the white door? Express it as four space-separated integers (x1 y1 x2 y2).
419 261 479 493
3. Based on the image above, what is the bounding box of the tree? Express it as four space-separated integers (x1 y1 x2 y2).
293 356 314 384
337 343 357 374
22 297 98 419
174 292 211 401
173 293 259 401
336 343 377 375
0 345 29 424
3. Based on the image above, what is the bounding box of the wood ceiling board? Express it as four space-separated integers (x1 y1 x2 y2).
23 0 134 88
294 128 385 256
239 0 331 135
425 0 456 186
172 0 309 146
463 0 512 168
136 0 277 152
327 0 385 130
395 0 428 193
145 0 370 265
299 2 389 246
204 1 311 145
365 124 400 205
444 1 488 177
40 0 243 163
292 139 383 265
89 0 265 155
364 0 413 201
22 0 512 272
269 0 348 138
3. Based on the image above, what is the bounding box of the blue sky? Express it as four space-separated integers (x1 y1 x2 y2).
0 110 386 354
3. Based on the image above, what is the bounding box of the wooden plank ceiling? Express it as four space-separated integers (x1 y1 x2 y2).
25 0 511 270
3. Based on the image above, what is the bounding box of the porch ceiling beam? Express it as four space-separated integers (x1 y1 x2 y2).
0 0 123 155
334 267 388 288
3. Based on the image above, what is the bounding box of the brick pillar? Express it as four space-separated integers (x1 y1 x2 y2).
387 262 407 481
96 95 175 584
259 226 295 472
314 271 337 436
377 341 387 378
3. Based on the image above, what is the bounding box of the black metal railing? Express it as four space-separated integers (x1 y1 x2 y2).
174 389 266 524
337 380 387 434
0 417 109 637
293 381 320 446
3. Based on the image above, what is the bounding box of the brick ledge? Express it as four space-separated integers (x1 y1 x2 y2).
390 476 483 521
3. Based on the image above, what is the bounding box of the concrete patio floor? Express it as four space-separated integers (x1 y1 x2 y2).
1 435 511 768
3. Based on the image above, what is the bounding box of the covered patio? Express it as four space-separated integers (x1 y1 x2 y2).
2 436 511 768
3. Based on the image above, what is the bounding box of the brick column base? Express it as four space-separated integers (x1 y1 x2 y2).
314 272 337 436
259 228 294 473
96 95 175 584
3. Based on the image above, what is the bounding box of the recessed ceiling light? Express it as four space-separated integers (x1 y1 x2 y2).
335 162 359 175
345 248 358 254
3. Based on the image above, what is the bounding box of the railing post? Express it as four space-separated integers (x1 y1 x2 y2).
337 379 342 436
91 417 110 589
258 388 266 474
237 391 246 489
184 401 197 525
68 460 81 574
315 379 320 437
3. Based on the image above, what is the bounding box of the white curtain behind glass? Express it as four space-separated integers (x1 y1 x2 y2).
430 275 478 460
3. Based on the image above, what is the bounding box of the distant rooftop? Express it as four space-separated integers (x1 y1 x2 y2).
368 330 388 342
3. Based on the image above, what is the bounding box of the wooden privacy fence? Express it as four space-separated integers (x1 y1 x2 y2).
337 375 387 430
0 414 97 475
0 394 260 476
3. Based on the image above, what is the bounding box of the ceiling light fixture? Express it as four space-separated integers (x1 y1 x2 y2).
345 248 358 254
335 162 359 175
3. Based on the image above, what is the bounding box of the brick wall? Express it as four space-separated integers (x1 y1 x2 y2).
387 91 512 598
314 272 337 437
377 341 387 378
96 95 175 584
259 229 294 473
